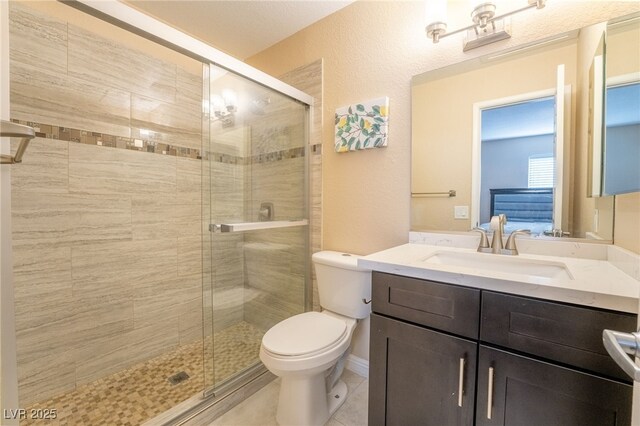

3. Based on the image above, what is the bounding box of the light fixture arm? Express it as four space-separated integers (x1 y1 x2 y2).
426 0 545 44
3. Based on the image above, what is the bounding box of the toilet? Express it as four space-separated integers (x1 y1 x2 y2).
259 251 372 426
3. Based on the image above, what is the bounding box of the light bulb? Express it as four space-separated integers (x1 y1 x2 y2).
425 0 447 25
425 0 448 42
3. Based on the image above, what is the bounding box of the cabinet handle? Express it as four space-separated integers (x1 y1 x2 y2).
458 357 465 407
487 367 494 420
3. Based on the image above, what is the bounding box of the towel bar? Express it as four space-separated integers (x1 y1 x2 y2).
411 190 456 198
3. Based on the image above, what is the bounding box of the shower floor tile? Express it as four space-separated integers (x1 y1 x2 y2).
22 321 263 426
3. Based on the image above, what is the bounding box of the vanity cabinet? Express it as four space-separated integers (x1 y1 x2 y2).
369 272 480 426
369 271 635 426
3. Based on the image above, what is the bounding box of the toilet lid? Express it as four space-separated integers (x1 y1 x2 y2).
262 312 347 357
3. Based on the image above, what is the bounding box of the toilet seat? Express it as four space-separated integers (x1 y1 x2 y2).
262 312 347 357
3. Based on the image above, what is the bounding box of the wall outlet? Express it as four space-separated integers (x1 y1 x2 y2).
454 205 469 219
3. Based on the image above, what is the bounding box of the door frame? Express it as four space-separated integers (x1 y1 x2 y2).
470 85 567 230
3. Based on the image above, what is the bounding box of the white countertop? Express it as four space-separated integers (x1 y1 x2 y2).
357 233 640 314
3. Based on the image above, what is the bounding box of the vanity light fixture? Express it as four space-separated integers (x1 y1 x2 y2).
484 32 571 61
425 0 546 51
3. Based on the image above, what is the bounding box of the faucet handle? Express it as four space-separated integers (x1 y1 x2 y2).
543 228 571 238
504 229 531 254
471 227 490 251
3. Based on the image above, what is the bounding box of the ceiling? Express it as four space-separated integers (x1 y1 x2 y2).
124 0 355 59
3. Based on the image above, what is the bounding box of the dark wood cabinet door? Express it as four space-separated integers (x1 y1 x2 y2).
476 345 633 426
369 314 477 426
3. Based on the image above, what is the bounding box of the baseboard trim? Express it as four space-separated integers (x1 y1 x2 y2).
346 354 369 379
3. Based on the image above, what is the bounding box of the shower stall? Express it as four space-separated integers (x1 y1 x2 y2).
2 1 311 424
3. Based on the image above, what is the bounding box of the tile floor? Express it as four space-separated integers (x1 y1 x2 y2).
211 369 369 426
22 321 263 426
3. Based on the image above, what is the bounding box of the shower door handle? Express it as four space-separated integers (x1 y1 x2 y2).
209 220 308 233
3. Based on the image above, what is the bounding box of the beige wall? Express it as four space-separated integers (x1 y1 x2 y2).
616 193 640 253
278 60 324 312
247 0 640 255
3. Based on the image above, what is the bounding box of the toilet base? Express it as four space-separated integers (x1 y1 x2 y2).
327 380 348 417
276 376 348 426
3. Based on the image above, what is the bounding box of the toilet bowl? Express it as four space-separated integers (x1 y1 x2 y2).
260 311 358 425
259 251 371 426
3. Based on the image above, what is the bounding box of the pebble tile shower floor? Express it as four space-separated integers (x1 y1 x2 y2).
22 322 264 425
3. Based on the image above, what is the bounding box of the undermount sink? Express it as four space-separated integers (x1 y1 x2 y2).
421 251 573 281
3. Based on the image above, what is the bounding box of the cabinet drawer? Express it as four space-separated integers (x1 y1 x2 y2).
481 291 637 381
372 272 480 339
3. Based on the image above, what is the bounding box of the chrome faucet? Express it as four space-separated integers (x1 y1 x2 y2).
471 215 530 255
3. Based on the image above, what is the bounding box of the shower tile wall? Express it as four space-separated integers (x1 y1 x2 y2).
209 126 248 332
9 3 203 405
243 110 306 329
243 60 324 329
202 120 249 387
279 60 323 312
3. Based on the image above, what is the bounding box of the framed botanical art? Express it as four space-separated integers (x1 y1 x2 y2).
334 96 389 153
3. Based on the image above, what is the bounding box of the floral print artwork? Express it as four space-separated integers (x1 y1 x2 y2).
334 96 389 153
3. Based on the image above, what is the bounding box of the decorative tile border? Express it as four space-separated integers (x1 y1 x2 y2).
11 119 202 159
12 119 306 164
208 147 305 165
252 146 306 164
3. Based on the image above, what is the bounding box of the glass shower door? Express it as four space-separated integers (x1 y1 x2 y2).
202 63 309 393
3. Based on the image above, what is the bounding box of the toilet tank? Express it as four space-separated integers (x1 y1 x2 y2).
312 251 372 319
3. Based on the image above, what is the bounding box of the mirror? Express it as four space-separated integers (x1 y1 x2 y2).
411 18 620 240
602 14 640 196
